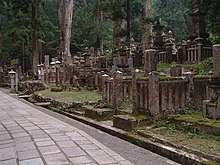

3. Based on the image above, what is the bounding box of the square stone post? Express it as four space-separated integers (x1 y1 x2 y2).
128 57 134 71
213 44 220 76
102 74 109 102
113 71 123 111
182 43 188 62
165 43 173 63
132 71 138 114
148 72 160 118
144 49 158 76
45 55 50 83
186 73 194 107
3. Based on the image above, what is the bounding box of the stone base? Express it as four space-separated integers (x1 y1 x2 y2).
113 115 150 131
203 101 220 120
84 105 114 121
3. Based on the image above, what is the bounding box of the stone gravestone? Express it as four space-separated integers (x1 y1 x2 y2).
170 65 182 77
128 58 134 71
144 49 158 75
112 57 118 71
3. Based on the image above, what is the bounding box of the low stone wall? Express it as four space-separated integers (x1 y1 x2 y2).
103 72 220 118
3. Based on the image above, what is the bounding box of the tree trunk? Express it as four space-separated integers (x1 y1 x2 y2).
32 0 40 75
113 18 123 56
127 0 131 57
95 0 104 55
142 0 152 50
0 13 2 55
59 0 74 63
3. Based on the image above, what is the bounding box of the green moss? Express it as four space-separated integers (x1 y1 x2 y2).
194 75 211 79
175 113 220 127
38 88 102 103
160 76 184 81
207 103 217 107
137 77 149 81
123 76 132 80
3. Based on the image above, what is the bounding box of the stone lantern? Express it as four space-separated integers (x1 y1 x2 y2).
9 70 16 92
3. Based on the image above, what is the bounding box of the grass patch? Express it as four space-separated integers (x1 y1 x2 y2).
139 120 220 156
157 58 213 75
38 88 102 103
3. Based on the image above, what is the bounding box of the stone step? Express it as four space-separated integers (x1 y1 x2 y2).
71 110 85 116
83 105 114 121
35 102 51 107
18 95 32 99
113 114 151 131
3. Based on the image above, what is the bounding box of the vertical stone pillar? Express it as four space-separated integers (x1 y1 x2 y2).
98 56 106 69
186 74 194 107
132 71 138 114
165 43 173 63
113 71 123 110
182 43 188 62
128 57 134 71
197 43 203 61
45 55 50 83
18 66 23 80
213 44 220 76
177 46 183 63
144 49 158 76
148 72 160 118
102 74 109 102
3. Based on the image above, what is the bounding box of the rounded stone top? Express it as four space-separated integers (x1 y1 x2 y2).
168 30 173 35
55 60 61 64
50 61 56 65
9 70 16 74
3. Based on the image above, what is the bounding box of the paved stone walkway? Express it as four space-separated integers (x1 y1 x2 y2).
0 91 133 165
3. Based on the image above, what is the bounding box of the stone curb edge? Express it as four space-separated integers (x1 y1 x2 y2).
48 108 209 165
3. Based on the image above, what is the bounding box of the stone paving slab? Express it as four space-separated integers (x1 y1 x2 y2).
0 91 133 165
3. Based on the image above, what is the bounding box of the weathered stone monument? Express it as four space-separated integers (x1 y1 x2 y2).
203 44 220 120
144 49 158 75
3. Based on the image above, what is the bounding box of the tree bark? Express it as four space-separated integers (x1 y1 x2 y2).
0 13 2 55
95 0 104 55
59 0 74 63
32 0 40 75
142 0 152 50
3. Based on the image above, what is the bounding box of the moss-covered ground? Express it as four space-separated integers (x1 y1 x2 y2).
37 88 102 103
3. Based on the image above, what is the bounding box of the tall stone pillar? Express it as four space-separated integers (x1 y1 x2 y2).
45 55 50 83
113 71 123 110
148 72 160 118
102 74 109 102
213 44 220 76
144 49 158 76
165 43 173 63
182 42 188 62
132 71 138 114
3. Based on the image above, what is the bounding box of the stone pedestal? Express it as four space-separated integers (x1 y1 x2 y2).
213 44 220 76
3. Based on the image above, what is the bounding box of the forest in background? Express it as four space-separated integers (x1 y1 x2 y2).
0 0 220 68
